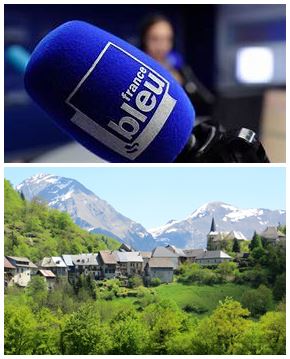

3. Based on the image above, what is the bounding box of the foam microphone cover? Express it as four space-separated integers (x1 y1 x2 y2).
25 20 195 162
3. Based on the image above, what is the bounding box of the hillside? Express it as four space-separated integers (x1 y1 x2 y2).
4 179 119 262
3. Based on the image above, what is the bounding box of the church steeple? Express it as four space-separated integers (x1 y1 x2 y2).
210 216 216 232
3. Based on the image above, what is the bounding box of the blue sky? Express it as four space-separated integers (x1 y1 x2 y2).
5 166 286 229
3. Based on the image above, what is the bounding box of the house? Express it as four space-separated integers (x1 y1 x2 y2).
70 254 100 279
140 251 152 269
37 269 56 290
165 245 187 265
113 251 143 277
195 250 232 266
38 257 67 276
98 251 117 279
144 257 174 284
260 226 286 245
183 249 207 263
5 256 38 287
151 247 179 270
62 254 74 272
4 256 16 287
119 243 135 252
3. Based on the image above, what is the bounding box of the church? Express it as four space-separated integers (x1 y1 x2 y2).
207 217 248 250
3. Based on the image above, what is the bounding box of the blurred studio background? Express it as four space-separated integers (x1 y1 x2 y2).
4 4 286 163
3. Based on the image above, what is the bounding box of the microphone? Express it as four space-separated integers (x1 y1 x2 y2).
24 20 195 163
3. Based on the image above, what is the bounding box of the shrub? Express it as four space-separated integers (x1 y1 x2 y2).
241 284 273 317
182 303 208 314
150 277 161 287
128 276 143 288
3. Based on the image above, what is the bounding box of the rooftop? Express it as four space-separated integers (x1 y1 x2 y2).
98 251 117 265
149 257 175 268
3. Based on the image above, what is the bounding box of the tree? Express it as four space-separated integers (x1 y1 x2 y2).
26 275 48 310
232 238 241 253
232 310 286 354
60 303 112 354
241 285 273 317
249 231 262 251
216 261 237 281
273 272 286 301
191 298 250 355
110 309 148 354
4 303 37 354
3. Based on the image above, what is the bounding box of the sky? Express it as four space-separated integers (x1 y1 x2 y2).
5 166 286 229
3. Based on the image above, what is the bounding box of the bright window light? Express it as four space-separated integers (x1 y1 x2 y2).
236 47 274 84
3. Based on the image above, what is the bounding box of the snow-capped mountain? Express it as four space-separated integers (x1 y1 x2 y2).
16 175 286 251
149 201 286 248
16 173 156 251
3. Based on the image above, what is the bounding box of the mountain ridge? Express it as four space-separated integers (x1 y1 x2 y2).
16 174 286 250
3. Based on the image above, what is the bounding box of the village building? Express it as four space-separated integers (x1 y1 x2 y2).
37 269 56 290
38 257 67 276
260 226 286 245
119 243 135 252
70 253 100 279
97 251 117 279
140 251 152 269
195 250 232 266
183 248 207 262
62 254 74 272
113 251 143 277
144 257 174 283
207 217 247 250
151 246 179 270
4 256 16 287
5 256 38 287
165 244 188 265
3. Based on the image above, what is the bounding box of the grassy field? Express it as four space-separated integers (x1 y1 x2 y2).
115 281 250 317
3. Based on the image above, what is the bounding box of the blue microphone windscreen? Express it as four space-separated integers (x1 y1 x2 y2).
24 20 195 162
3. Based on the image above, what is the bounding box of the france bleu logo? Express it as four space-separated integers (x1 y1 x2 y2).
66 42 177 160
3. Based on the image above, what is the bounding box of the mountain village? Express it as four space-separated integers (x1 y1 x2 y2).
4 217 285 290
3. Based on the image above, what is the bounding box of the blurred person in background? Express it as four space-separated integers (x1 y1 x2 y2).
140 14 215 116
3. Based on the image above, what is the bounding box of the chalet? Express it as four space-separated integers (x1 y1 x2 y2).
144 257 174 283
98 251 117 279
71 254 100 279
113 251 143 277
151 247 179 270
195 250 232 266
6 256 38 287
37 269 56 290
260 226 286 245
38 257 67 276
4 256 16 287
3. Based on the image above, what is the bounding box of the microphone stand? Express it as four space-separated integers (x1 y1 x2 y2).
175 118 270 163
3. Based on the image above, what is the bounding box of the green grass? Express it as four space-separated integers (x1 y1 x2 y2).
155 282 250 315
114 282 250 317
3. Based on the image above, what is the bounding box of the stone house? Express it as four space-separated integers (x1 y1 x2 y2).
97 251 117 279
38 256 67 276
195 250 232 266
113 251 143 277
144 257 174 283
37 269 56 290
5 256 38 287
71 253 100 279
4 256 16 287
151 247 179 270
